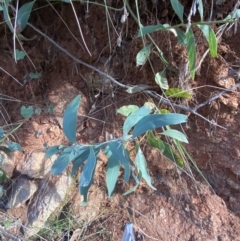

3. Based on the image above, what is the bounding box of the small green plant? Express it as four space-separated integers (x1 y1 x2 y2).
134 0 240 94
46 95 188 205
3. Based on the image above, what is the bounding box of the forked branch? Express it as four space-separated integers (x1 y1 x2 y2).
28 23 239 130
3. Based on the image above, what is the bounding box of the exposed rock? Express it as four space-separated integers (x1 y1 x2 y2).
213 65 236 89
20 151 57 179
1 152 23 178
6 176 38 209
24 173 72 238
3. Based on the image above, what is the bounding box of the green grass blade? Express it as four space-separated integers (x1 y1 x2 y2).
186 28 196 79
198 24 217 57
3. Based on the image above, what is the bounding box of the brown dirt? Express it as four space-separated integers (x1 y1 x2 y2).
1 1 240 240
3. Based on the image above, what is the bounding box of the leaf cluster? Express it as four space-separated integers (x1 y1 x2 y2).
46 96 188 205
136 0 240 90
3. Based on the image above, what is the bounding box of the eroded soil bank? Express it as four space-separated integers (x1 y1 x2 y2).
0 1 240 240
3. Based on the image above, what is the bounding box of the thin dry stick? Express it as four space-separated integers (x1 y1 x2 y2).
27 23 239 130
193 82 240 112
0 227 27 241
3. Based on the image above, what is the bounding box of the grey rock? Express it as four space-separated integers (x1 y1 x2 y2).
1 151 22 178
7 176 38 209
24 173 72 238
20 151 57 179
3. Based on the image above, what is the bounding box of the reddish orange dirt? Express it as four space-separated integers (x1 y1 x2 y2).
0 1 240 240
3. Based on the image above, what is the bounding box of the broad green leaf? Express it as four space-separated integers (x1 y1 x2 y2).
17 1 35 32
186 29 196 79
0 127 4 138
176 29 186 45
198 25 217 57
117 105 139 117
3 2 13 32
45 145 60 159
135 143 156 190
123 105 151 135
29 72 41 79
108 141 131 182
14 50 26 60
161 129 188 143
106 153 120 197
21 106 34 118
132 113 187 138
147 131 165 152
63 95 81 143
136 44 151 66
155 70 169 89
170 0 184 22
51 151 71 175
126 84 151 93
7 142 22 152
71 148 90 176
165 88 191 99
104 145 111 158
198 0 203 21
68 145 90 162
79 147 97 205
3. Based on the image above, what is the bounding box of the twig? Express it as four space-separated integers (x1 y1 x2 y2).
27 23 239 130
145 90 228 130
0 227 26 241
27 23 130 89
193 82 240 112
